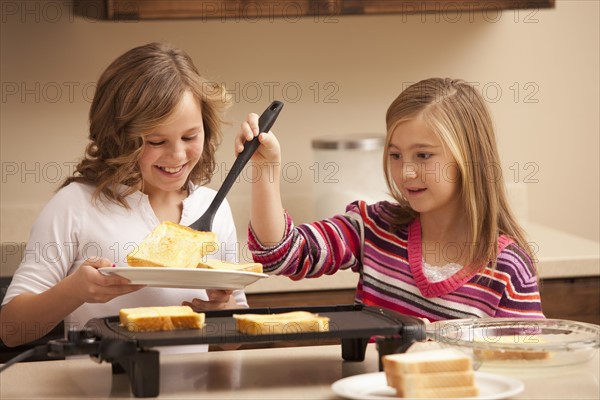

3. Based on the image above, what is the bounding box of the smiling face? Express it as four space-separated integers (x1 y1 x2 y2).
388 117 462 219
138 91 204 196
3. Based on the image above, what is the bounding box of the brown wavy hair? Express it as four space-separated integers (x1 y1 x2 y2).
61 42 230 207
383 78 535 274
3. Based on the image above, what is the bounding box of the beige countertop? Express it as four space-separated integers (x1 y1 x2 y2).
246 221 600 293
1 343 598 399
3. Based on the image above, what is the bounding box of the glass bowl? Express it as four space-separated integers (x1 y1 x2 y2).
426 318 600 369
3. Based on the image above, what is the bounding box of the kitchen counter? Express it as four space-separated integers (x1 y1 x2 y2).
245 221 600 293
1 343 598 399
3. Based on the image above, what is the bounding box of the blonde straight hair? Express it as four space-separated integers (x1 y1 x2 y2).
383 78 535 274
61 42 230 207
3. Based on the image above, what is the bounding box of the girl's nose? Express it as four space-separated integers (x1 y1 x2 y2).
402 162 418 179
170 141 186 160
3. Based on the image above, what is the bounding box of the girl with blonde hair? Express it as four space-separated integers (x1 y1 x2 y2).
1 43 247 347
239 78 543 321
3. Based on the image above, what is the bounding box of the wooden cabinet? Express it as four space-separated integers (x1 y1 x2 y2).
74 0 555 21
539 277 600 325
247 288 356 308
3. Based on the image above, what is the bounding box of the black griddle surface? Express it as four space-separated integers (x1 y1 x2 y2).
85 304 424 348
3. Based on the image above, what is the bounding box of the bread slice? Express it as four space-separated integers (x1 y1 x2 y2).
473 335 550 361
474 348 550 360
233 311 329 335
396 385 479 399
127 221 218 268
197 259 263 273
386 370 475 391
120 305 205 332
382 348 473 374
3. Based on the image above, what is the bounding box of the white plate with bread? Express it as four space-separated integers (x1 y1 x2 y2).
335 347 525 400
331 371 524 400
100 265 267 290
101 221 268 289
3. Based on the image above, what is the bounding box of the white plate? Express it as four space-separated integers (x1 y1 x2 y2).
331 371 524 400
99 267 268 290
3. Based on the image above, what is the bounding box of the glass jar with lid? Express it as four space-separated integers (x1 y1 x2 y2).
311 133 390 220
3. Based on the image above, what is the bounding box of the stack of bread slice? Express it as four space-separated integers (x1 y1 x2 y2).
120 305 205 332
382 348 479 398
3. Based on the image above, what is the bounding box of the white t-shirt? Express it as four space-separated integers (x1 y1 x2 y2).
3 182 247 336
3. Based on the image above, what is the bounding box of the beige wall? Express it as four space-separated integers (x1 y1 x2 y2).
1 1 599 256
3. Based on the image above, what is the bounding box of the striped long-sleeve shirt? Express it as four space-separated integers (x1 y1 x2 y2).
248 200 544 322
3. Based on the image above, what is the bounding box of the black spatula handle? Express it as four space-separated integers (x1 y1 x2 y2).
189 100 284 231
234 100 284 169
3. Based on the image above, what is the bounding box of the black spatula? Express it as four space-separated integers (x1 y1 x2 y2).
189 100 284 232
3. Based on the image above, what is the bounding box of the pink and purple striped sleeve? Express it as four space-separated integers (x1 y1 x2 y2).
248 208 363 280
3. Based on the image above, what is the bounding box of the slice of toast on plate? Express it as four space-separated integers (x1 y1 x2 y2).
197 259 263 273
127 221 218 268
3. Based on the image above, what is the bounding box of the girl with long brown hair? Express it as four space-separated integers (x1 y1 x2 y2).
1 43 246 347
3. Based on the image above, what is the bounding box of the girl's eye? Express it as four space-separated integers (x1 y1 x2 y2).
146 140 165 146
389 153 401 160
418 153 432 160
182 135 198 142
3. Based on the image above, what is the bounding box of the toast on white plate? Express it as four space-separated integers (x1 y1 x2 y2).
197 259 263 273
127 221 218 268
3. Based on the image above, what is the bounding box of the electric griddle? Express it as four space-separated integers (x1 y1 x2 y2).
45 304 426 397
